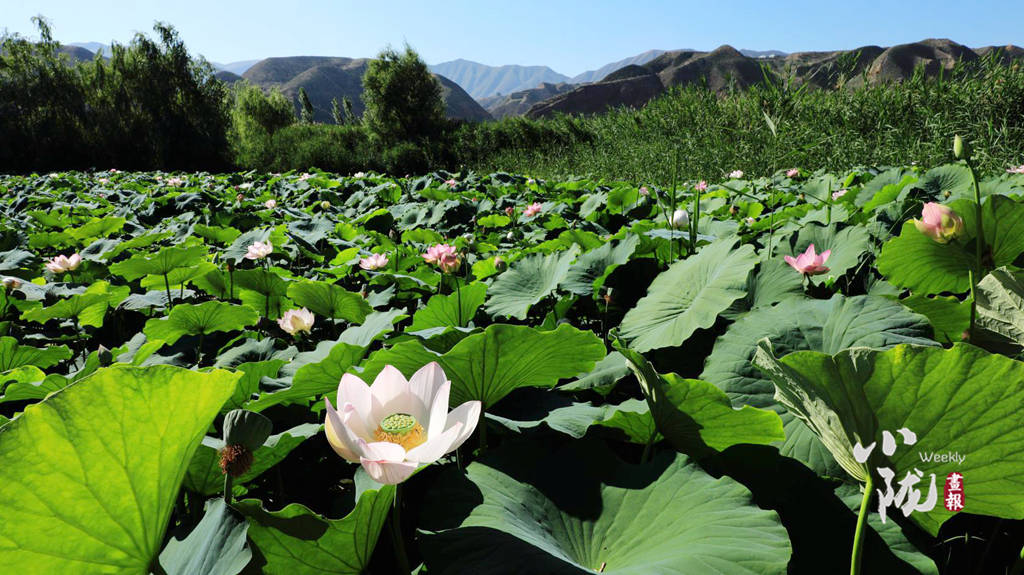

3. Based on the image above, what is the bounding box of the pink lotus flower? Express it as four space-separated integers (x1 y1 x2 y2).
695 180 708 192
298 173 312 181
504 206 515 217
639 186 649 196
423 244 460 273
359 253 389 271
324 363 481 484
784 244 831 275
244 241 273 260
165 177 185 187
1007 165 1024 174
264 199 277 209
523 202 543 217
445 178 458 188
278 308 314 335
832 189 848 200
728 170 744 179
108 168 120 174
98 177 109 185
787 168 800 178
46 253 82 274
913 203 964 244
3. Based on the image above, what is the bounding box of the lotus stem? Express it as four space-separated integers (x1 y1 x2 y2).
968 158 984 339
163 272 173 310
850 473 874 575
640 432 657 464
455 275 463 326
223 473 233 505
391 484 412 575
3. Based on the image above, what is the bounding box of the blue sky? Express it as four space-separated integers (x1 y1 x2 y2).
3 0 1021 76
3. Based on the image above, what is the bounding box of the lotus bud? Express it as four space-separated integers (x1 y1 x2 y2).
913 202 964 244
505 206 515 217
320 200 331 210
506 231 514 240
97 345 113 367
603 288 613 305
670 209 689 229
728 205 737 215
954 135 965 159
236 193 245 203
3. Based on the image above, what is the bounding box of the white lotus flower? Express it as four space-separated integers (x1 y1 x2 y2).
45 253 82 274
277 307 314 335
264 199 277 209
324 363 481 484
244 241 273 260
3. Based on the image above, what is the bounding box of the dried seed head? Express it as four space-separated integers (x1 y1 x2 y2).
219 444 254 478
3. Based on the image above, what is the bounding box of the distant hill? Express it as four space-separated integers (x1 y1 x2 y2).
521 39 1023 119
58 45 98 63
569 49 668 83
739 49 788 58
479 82 575 118
213 59 260 75
69 42 111 57
242 56 490 122
429 59 569 99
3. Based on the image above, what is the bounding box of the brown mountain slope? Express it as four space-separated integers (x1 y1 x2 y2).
525 71 664 119
479 82 575 118
866 38 977 82
242 56 490 123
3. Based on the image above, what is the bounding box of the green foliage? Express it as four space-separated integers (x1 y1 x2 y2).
229 83 296 167
361 45 446 145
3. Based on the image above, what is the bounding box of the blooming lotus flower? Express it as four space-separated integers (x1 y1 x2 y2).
523 202 543 217
728 170 744 179
360 253 389 271
639 186 649 196
298 172 312 181
264 199 277 209
423 244 460 273
278 307 314 335
46 253 82 274
745 217 756 226
239 182 254 190
1 276 21 289
165 177 185 187
787 168 800 178
1007 165 1024 174
913 202 964 244
354 171 366 178
244 241 273 260
324 363 481 484
832 189 848 201
670 209 689 229
98 177 109 185
109 168 120 174
695 180 708 192
444 178 458 188
784 244 831 275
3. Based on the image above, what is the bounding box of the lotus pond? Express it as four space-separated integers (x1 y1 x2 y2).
1 163 1023 574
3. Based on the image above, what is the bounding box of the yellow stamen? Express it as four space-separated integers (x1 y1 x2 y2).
374 413 426 451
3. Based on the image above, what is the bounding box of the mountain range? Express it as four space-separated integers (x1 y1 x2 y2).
64 39 1023 123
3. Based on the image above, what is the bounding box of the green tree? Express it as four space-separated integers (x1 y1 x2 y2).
229 83 296 167
361 45 446 144
331 97 344 125
298 87 314 124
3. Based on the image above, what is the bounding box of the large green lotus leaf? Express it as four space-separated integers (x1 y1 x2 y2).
484 245 580 320
337 308 407 347
109 244 208 281
232 269 290 319
0 365 237 572
877 196 1024 295
184 423 321 495
408 281 487 330
0 336 71 370
144 301 260 346
139 262 218 291
619 239 757 352
561 234 639 297
286 280 371 323
725 258 804 319
246 343 365 411
66 216 126 243
701 294 937 476
233 483 394 575
782 223 872 276
975 267 1024 347
752 341 1024 535
485 388 650 440
223 227 288 263
419 442 791 574
21 281 130 328
440 323 605 408
559 351 631 395
618 345 784 455
0 372 67 404
901 294 971 345
224 360 286 412
357 324 604 409
916 163 973 199
159 498 251 575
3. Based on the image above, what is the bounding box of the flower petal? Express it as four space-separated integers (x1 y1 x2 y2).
445 400 482 452
370 365 415 424
338 373 374 429
819 249 831 263
358 439 417 484
406 421 463 464
324 398 366 463
425 380 451 439
409 361 446 419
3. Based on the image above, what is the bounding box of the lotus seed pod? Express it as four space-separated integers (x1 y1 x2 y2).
223 409 273 452
320 200 331 210
219 444 254 478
